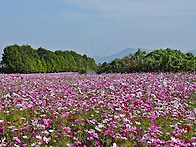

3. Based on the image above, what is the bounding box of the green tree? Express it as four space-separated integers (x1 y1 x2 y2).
37 59 45 73
2 44 98 73
41 58 47 73
2 45 24 73
23 56 34 73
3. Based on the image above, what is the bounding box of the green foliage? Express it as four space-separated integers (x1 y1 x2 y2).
97 48 196 73
2 45 24 73
1 44 97 73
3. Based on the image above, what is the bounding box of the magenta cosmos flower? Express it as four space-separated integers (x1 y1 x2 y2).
0 127 3 134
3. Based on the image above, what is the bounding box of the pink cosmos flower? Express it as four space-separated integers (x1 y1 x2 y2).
150 124 162 132
75 141 82 145
43 118 53 128
151 119 156 124
42 130 50 135
51 114 58 118
61 113 69 118
13 137 21 143
96 141 100 145
84 119 90 124
148 112 157 119
87 135 94 141
61 126 71 132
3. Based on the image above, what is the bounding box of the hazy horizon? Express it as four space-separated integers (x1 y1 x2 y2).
0 0 196 57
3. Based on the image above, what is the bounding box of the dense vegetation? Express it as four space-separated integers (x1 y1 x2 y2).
0 44 97 73
0 45 196 74
97 48 196 73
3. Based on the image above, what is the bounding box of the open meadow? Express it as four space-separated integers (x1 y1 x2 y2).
0 72 196 146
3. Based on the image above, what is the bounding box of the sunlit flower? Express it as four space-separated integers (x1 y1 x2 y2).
87 135 94 141
151 119 156 124
13 137 21 143
111 142 118 147
37 124 45 130
75 141 82 145
43 118 53 128
61 126 71 132
43 136 51 144
148 112 157 119
23 136 28 139
61 113 69 118
96 141 100 145
36 135 42 140
51 114 58 118
67 143 74 147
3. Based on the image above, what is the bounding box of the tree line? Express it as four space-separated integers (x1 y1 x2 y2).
0 44 97 73
1 45 195 74
97 48 196 73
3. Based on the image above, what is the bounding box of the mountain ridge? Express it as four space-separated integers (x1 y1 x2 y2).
92 48 152 64
93 48 196 64
187 49 196 55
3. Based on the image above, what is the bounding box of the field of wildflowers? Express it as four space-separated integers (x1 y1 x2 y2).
0 72 195 146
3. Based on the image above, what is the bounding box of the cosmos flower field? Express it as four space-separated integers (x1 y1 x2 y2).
0 72 196 146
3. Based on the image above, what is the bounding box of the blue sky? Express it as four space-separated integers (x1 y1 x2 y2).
0 0 196 57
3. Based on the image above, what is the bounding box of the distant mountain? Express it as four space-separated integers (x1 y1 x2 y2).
187 49 196 55
93 48 153 64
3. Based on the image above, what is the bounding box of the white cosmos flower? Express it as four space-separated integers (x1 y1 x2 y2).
102 120 107 123
37 124 45 130
95 126 101 132
194 108 196 113
114 115 119 119
119 114 125 117
36 135 42 139
43 136 51 144
98 123 104 128
115 107 121 111
23 136 28 139
111 142 118 147
49 130 54 132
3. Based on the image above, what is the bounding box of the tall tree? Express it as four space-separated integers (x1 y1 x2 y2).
2 44 97 73
2 45 24 73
